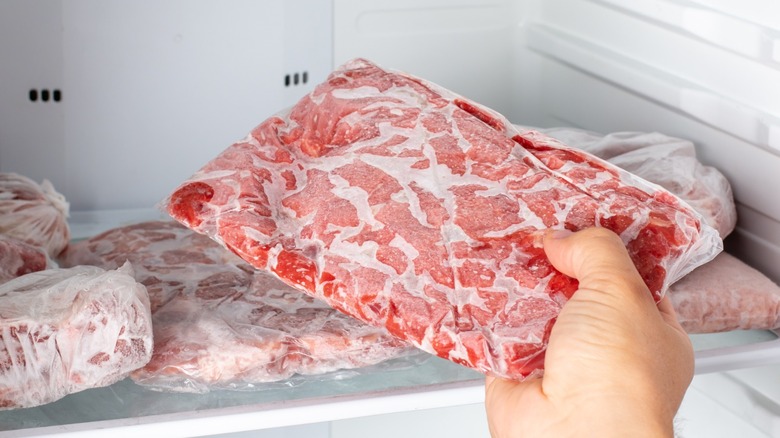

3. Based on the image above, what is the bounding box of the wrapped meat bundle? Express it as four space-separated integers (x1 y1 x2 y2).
0 235 49 284
535 128 737 238
0 173 70 258
63 221 413 393
669 253 780 333
164 58 721 379
0 264 153 410
60 220 248 312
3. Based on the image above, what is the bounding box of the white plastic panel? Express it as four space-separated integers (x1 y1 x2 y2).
0 0 64 185
333 0 519 117
0 0 333 212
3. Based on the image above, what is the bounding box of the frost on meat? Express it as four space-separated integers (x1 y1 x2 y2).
0 172 70 258
63 220 412 392
0 264 153 410
0 235 48 284
670 253 780 333
165 58 722 379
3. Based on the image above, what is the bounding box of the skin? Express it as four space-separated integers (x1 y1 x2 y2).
484 227 695 438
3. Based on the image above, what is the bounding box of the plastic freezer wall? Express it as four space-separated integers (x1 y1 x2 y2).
1 0 780 437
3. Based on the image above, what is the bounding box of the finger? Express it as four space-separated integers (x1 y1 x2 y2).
543 227 652 302
656 294 686 329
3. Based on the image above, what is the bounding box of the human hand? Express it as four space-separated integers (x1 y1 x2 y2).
484 227 694 438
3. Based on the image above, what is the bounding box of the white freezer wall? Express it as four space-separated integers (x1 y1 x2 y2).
0 0 334 212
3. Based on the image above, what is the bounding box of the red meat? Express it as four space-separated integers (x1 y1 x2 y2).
165 58 721 379
63 221 412 392
0 235 48 284
0 264 153 409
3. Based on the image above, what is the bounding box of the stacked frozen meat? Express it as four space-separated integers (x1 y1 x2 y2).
161 58 770 380
3 58 780 409
0 174 153 409
60 220 413 393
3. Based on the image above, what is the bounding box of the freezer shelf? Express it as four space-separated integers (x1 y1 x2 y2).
4 209 780 436
0 354 484 437
2 331 779 437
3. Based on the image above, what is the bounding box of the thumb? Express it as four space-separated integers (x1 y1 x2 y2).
543 227 652 304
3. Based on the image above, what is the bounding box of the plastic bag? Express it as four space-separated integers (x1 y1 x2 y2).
0 173 70 258
62 220 414 393
532 128 737 239
0 263 153 410
164 58 722 379
669 252 780 333
0 235 50 284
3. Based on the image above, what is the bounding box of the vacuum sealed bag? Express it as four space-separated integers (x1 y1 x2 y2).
62 221 413 393
0 173 70 258
669 252 780 333
164 58 722 379
0 263 153 410
535 128 737 238
0 235 49 284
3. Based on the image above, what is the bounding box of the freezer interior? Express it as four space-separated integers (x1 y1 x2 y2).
1 0 779 436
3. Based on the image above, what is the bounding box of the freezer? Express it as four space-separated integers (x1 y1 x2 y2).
1 0 779 437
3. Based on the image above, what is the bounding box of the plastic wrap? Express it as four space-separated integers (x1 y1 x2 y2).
62 220 413 393
533 128 737 238
669 253 780 333
0 172 70 258
164 58 722 379
0 263 153 410
0 235 50 284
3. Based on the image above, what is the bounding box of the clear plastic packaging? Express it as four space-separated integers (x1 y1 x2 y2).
669 252 780 333
62 220 414 393
0 172 70 258
533 128 737 238
0 263 153 410
164 58 722 379
0 235 50 284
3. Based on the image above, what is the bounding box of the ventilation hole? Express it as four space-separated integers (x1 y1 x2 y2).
302 71 308 84
41 89 50 102
53 89 62 102
29 89 38 102
284 74 291 87
293 73 299 85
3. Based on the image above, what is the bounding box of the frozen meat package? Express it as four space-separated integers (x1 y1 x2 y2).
61 221 413 393
669 252 780 333
534 127 737 239
0 172 70 258
164 58 722 379
0 263 153 410
0 235 50 284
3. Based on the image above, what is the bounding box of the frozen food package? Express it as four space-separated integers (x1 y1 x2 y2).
0 263 153 410
0 172 70 258
0 235 50 284
533 128 737 239
62 220 413 393
164 58 722 379
669 252 780 333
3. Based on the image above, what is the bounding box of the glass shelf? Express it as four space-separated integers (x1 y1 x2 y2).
4 210 780 436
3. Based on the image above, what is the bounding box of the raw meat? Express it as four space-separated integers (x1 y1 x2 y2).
0 235 49 284
63 221 412 393
0 263 153 410
669 253 780 333
0 172 70 258
164 58 722 379
60 220 249 312
533 128 737 238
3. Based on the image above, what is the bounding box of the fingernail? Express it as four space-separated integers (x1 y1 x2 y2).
548 229 573 239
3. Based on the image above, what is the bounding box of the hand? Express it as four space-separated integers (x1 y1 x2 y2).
484 227 694 437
